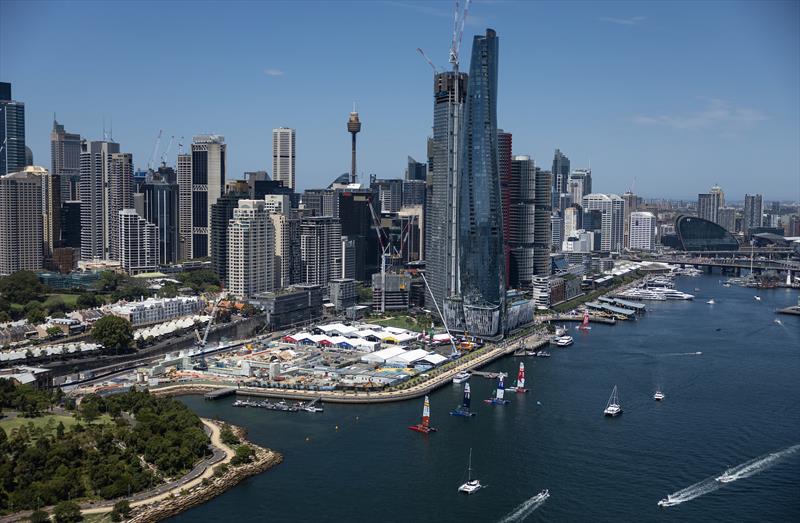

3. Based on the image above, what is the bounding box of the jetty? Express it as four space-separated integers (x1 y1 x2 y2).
204 387 237 400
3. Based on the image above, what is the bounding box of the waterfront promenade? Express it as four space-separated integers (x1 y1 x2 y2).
151 333 549 404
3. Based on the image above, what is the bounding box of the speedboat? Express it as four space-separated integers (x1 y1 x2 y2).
554 335 573 347
706 299 715 305
653 390 665 401
754 296 761 301
452 371 470 384
658 496 678 507
716 472 735 483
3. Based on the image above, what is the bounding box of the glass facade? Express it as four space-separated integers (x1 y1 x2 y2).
458 29 505 337
675 215 739 251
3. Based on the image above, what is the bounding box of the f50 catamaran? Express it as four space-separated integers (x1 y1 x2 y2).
450 383 476 417
507 362 529 393
484 375 511 405
409 395 438 433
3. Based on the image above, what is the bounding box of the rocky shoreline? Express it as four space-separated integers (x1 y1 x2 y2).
126 423 282 523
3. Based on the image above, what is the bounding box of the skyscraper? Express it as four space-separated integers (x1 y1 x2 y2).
0 82 26 177
718 207 737 234
567 168 591 204
299 216 342 286
39 166 61 261
108 152 133 261
141 173 180 265
191 135 226 258
710 184 725 208
743 194 762 236
405 156 427 181
629 211 656 251
176 152 192 260
372 178 403 213
508 156 535 288
50 119 81 201
551 148 570 194
582 193 625 253
563 207 581 242
118 209 158 275
698 192 721 224
498 130 512 283
210 182 249 283
272 127 296 189
0 168 42 275
227 199 273 298
458 28 505 337
79 140 120 260
424 69 467 311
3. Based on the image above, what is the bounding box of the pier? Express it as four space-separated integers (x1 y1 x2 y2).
204 387 237 400
540 314 616 325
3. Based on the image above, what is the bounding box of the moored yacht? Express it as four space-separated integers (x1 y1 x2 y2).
554 335 573 347
452 371 471 384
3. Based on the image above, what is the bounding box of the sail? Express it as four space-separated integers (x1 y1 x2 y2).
496 376 505 400
517 363 525 388
463 383 472 408
422 395 431 428
582 309 589 327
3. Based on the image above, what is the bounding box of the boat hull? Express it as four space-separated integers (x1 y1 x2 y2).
603 410 622 417
507 387 529 393
408 424 438 433
449 408 476 417
484 398 511 405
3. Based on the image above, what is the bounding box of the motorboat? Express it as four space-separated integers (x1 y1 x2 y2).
754 296 761 301
458 449 482 494
706 299 715 305
452 371 471 384
653 390 665 401
554 335 573 347
658 496 678 507
604 385 622 417
535 350 551 357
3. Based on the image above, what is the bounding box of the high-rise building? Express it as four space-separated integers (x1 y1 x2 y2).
698 192 721 224
372 178 403 213
458 29 505 336
118 209 158 275
272 127 296 190
0 82 26 177
582 193 625 252
710 184 725 208
498 130 512 283
60 201 81 249
551 148 570 194
191 135 226 258
622 191 641 249
176 153 192 260
405 156 427 181
50 119 81 201
424 69 467 311
79 140 120 260
568 169 592 203
210 182 250 283
39 166 61 260
299 216 341 286
563 206 581 239
551 212 564 250
0 168 42 275
108 152 133 261
270 212 294 290
337 187 380 281
743 194 763 236
533 168 552 276
507 156 535 288
302 188 337 217
141 174 180 265
718 207 737 234
402 179 426 207
227 199 273 298
629 211 656 251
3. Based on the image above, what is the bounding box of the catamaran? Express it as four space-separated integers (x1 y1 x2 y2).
603 385 622 417
507 362 529 393
457 448 482 494
450 383 476 417
408 395 438 433
484 375 511 405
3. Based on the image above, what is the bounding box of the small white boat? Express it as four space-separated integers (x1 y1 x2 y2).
452 371 471 384
653 390 665 401
458 448 482 494
658 496 678 507
754 296 761 301
554 335 573 347
604 385 622 417
706 299 715 305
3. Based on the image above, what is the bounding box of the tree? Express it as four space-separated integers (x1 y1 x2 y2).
76 293 99 309
110 500 131 521
29 510 50 523
91 316 134 354
52 501 82 523
46 326 63 339
231 444 254 466
26 307 46 325
0 271 45 304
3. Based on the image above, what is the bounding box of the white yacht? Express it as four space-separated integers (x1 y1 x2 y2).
604 385 622 417
458 449 482 494
554 335 574 347
452 371 471 384
653 390 665 401
660 289 694 300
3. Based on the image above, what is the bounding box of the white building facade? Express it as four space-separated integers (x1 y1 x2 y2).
227 199 274 298
629 211 657 251
119 209 159 274
272 127 296 190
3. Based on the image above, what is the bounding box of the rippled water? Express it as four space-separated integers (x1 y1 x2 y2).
172 276 800 522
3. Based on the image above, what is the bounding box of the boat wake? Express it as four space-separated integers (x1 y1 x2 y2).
716 444 800 483
497 490 550 522
658 443 800 507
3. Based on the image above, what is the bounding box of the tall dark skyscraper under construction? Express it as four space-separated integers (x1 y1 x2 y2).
458 28 505 337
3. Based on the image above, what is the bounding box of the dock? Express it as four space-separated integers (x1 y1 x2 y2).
469 370 505 379
541 314 616 325
204 387 237 400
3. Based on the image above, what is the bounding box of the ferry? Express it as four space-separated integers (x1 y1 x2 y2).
452 371 471 384
409 396 438 433
484 375 511 405
554 335 574 347
603 385 622 417
450 383 476 417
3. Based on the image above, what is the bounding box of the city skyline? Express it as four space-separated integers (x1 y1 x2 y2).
1 1 798 200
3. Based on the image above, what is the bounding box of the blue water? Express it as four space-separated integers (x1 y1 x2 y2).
172 276 800 522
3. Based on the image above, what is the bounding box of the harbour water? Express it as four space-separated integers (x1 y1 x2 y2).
172 276 800 522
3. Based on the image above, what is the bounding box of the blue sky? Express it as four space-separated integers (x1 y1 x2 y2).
1 0 798 201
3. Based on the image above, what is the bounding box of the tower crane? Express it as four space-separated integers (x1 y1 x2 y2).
147 129 163 171
194 291 224 370
449 0 471 69
160 135 175 166
416 48 440 74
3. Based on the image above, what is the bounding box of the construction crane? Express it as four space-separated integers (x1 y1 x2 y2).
159 135 175 166
419 271 460 358
147 129 163 171
416 48 439 74
449 0 471 69
194 291 224 370
367 199 393 314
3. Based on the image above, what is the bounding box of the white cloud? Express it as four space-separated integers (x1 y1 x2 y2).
264 69 284 77
600 16 646 26
631 98 767 130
